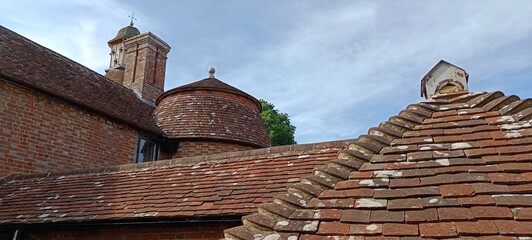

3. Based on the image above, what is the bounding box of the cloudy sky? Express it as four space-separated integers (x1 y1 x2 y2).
1 0 531 144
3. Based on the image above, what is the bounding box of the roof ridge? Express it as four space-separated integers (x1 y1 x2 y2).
0 26 129 92
224 102 439 239
436 91 531 121
0 139 355 183
224 90 532 239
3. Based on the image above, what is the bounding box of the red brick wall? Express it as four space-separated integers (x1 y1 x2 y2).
0 78 139 177
175 139 255 158
10 222 239 240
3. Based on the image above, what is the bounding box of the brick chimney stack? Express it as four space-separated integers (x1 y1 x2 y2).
105 23 171 105
122 33 170 104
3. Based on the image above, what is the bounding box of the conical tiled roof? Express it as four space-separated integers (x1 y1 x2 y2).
156 77 261 108
154 77 271 148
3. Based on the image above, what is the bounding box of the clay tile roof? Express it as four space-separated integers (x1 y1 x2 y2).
0 139 351 225
156 77 260 108
224 91 532 239
0 26 161 134
155 78 271 147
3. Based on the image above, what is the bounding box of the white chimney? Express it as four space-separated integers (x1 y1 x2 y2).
421 60 469 99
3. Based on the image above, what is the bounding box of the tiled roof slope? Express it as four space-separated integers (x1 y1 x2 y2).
0 139 351 225
0 26 161 134
156 78 260 108
225 91 532 239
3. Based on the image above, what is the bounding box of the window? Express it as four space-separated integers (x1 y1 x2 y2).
136 136 158 163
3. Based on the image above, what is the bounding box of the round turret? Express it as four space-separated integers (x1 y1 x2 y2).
154 76 271 158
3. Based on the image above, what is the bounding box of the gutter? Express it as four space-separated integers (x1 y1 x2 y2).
1 217 243 230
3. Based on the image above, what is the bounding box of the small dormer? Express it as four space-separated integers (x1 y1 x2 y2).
421 60 469 99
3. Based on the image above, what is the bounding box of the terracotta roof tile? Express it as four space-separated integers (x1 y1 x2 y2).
225 91 532 239
382 223 418 236
404 208 438 223
419 222 458 238
455 220 499 235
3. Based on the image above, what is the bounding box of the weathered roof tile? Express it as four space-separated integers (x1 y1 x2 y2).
225 90 532 239
455 220 499 235
419 222 458 238
317 221 350 235
404 208 438 223
340 209 371 223
0 141 347 224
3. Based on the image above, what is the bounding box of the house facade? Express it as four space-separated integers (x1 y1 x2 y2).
0 24 530 240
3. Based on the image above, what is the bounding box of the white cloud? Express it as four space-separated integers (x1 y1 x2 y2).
2 0 531 144
223 1 532 143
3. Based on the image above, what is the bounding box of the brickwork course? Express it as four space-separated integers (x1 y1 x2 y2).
0 78 138 176
174 140 256 158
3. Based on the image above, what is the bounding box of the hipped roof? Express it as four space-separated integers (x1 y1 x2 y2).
225 91 532 239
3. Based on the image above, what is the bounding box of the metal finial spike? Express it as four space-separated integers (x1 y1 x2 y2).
128 12 137 27
207 67 215 78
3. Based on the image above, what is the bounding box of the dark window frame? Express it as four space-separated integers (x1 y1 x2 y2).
136 136 158 163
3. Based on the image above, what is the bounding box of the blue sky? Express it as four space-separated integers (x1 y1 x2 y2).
1 0 531 144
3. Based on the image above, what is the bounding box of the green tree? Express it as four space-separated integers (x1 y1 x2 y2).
259 99 297 146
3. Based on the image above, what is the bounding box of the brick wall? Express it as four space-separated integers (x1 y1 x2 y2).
175 139 255 158
4 222 240 240
0 78 140 177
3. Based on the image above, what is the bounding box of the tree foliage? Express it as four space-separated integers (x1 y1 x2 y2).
259 99 297 146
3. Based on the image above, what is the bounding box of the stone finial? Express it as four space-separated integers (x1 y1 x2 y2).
208 67 216 78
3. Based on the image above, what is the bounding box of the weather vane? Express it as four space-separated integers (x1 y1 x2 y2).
128 12 137 27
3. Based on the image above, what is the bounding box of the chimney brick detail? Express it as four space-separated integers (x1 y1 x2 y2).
123 33 170 104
